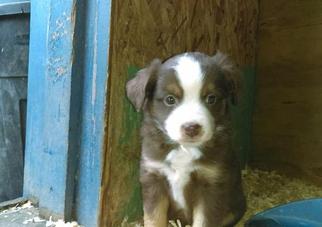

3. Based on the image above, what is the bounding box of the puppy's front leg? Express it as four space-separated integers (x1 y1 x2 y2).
144 195 168 227
192 202 207 227
141 173 169 227
192 199 225 227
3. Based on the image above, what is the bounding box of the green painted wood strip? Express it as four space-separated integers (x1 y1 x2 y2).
231 66 256 167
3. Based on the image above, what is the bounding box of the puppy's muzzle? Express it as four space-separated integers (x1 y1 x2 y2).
181 122 202 138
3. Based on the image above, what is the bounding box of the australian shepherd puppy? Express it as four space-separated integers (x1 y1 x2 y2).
126 52 246 227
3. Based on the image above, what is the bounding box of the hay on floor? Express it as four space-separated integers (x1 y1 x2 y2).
239 168 322 226
122 168 322 227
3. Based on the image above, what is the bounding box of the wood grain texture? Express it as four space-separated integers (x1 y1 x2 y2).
253 0 322 183
101 0 258 226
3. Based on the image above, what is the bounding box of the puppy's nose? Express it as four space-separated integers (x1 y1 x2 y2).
182 123 202 138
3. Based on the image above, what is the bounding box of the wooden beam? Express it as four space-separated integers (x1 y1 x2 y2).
73 1 112 227
253 0 322 183
24 0 77 220
24 1 112 226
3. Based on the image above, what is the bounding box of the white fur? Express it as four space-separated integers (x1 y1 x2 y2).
165 55 214 146
142 146 220 211
192 202 206 227
174 55 204 92
165 146 202 209
142 147 201 209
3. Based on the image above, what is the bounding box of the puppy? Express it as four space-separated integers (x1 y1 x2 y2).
126 52 246 227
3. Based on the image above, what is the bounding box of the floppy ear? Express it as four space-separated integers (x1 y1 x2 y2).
126 59 161 112
212 51 240 105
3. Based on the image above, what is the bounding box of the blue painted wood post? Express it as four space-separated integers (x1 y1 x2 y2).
24 0 78 220
73 0 111 226
23 0 111 225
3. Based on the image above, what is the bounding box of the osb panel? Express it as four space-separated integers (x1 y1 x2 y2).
253 0 322 183
101 0 258 226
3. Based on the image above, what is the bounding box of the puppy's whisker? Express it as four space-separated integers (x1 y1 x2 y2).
153 119 166 133
180 145 189 153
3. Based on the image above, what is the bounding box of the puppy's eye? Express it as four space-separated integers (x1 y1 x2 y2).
205 94 217 105
164 95 177 106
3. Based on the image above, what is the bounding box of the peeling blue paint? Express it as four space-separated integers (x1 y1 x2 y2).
24 0 77 219
73 1 111 226
24 0 111 226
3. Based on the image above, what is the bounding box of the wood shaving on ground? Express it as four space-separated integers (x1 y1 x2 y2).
0 200 82 227
121 168 322 227
45 216 81 227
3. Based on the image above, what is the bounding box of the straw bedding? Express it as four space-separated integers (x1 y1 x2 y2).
122 168 322 227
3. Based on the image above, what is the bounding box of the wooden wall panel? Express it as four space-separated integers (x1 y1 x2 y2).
253 0 322 183
101 0 258 226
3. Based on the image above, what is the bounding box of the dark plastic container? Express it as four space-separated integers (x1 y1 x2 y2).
246 198 322 227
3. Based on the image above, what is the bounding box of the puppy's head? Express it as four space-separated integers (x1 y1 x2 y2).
126 52 239 146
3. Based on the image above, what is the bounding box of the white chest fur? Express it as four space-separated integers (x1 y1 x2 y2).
142 146 221 210
165 146 202 208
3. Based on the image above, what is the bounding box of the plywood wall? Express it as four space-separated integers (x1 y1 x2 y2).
101 0 258 226
253 0 322 183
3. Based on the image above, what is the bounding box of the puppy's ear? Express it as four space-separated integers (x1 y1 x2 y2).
212 51 240 105
126 59 161 112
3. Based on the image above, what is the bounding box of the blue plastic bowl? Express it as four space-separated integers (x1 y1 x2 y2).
245 198 322 227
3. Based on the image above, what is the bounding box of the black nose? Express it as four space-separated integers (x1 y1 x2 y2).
182 123 202 138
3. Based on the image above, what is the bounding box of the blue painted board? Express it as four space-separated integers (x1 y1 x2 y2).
23 0 111 225
24 0 77 219
73 0 111 226
0 1 30 15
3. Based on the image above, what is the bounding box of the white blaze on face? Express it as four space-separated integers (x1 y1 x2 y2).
165 55 214 145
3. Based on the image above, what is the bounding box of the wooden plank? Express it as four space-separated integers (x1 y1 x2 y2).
24 1 112 226
253 0 322 183
0 1 30 16
0 13 29 78
0 78 27 202
101 0 259 226
0 11 29 202
24 0 77 220
0 197 29 212
259 0 322 29
72 0 111 227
